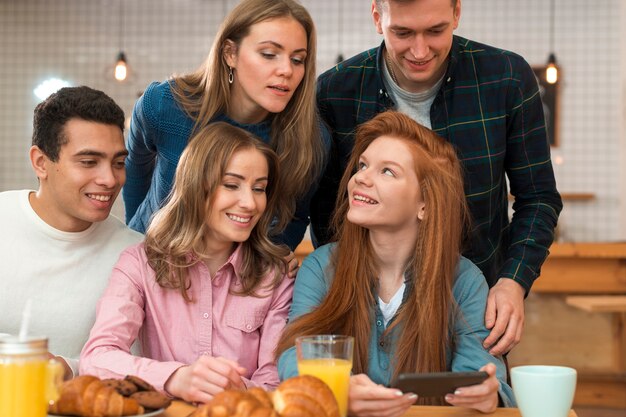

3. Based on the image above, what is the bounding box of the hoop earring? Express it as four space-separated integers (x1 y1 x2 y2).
228 66 234 84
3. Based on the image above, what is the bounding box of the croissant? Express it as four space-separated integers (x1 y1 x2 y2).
273 375 339 417
190 375 339 417
48 375 145 417
190 388 279 417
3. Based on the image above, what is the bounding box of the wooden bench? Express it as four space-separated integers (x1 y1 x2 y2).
565 295 626 313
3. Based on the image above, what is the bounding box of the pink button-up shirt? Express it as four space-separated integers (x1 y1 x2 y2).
80 243 293 392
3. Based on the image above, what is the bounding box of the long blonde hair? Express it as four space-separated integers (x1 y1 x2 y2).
171 0 323 232
145 122 289 301
276 112 469 405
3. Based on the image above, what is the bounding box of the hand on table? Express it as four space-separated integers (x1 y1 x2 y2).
348 373 417 417
444 363 500 413
164 356 246 404
483 278 526 355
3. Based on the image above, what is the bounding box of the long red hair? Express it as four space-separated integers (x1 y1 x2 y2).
276 111 469 405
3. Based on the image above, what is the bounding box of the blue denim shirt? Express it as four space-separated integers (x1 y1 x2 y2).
277 243 516 407
123 80 331 250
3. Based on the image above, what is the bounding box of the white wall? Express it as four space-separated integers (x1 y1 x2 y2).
0 0 623 242
621 0 626 239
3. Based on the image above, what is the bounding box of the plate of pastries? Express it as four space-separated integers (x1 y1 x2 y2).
190 375 340 417
48 374 172 417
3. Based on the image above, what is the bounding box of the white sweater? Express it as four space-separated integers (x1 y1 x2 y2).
0 190 142 376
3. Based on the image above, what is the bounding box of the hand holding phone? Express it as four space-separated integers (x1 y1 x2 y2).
393 371 489 397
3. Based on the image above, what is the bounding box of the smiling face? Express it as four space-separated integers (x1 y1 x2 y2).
225 16 308 124
203 147 269 252
373 0 460 93
347 135 426 234
31 118 127 232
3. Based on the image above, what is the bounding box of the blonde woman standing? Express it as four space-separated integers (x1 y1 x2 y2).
123 0 328 257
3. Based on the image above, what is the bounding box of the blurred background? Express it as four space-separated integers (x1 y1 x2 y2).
1 0 625 242
1 1 625 414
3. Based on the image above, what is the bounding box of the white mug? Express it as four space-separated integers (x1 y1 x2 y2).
511 365 576 417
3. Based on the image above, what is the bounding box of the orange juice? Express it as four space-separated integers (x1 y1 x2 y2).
298 358 352 417
0 360 49 417
0 336 61 417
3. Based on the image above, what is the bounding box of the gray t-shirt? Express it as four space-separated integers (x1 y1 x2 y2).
382 59 444 129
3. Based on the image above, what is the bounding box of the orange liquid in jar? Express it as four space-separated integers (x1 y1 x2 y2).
0 359 49 417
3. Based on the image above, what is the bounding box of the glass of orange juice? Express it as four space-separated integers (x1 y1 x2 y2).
0 335 62 417
296 335 354 417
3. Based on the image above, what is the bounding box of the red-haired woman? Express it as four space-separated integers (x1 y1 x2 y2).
276 111 514 416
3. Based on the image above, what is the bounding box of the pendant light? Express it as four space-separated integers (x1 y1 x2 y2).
114 0 129 82
545 0 558 84
114 52 128 82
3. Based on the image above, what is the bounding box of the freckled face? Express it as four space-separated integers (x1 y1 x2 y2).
347 135 426 233
226 17 308 124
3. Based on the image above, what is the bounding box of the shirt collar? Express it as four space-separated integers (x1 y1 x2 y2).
445 35 463 81
191 242 245 284
375 40 388 88
227 243 245 283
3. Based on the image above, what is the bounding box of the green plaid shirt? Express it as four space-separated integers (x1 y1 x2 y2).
311 36 562 291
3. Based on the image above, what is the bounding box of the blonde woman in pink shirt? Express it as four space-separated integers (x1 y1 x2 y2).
80 122 293 404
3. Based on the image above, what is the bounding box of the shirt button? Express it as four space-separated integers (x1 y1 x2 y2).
203 313 209 319
246 324 252 330
379 340 384 347
376 320 382 327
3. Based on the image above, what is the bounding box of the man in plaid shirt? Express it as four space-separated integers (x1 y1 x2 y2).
310 0 562 356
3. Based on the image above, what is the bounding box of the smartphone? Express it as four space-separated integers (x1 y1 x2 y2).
393 371 489 397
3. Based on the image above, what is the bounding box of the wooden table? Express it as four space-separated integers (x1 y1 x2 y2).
159 401 579 416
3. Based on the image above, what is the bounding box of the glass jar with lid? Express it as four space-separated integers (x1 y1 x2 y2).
0 335 62 417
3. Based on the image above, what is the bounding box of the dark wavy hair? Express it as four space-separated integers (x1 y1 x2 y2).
32 86 124 161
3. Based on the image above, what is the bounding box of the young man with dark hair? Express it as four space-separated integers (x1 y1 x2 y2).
0 86 142 379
